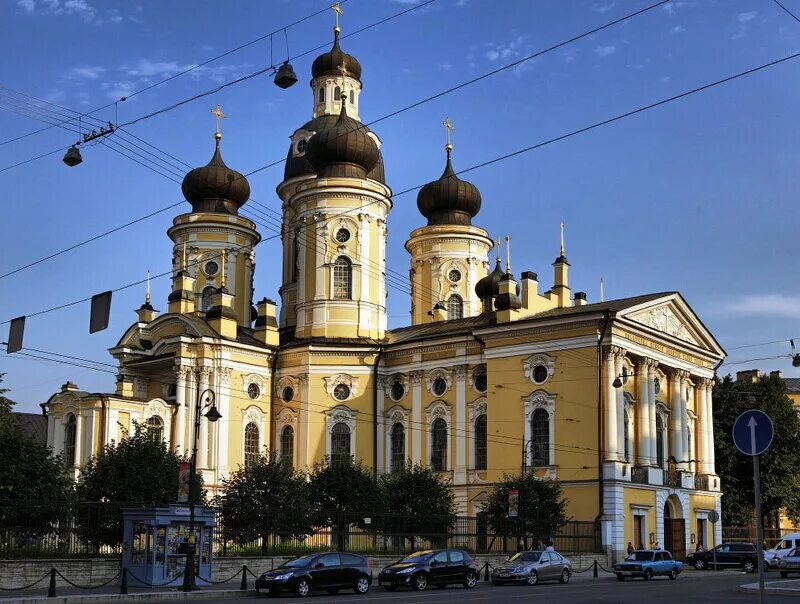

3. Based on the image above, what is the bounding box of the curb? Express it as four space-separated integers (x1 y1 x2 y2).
738 581 800 598
0 589 254 604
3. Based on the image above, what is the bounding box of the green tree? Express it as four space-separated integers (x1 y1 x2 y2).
308 456 379 550
481 472 569 545
377 462 456 548
75 422 203 546
213 455 313 553
713 373 800 526
0 374 73 551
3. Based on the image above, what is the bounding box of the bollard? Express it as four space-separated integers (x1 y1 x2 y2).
47 568 56 598
240 565 248 591
483 562 490 582
593 560 598 578
120 568 128 595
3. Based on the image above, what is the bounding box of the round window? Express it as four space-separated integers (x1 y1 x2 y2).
333 383 351 401
247 383 260 400
334 228 351 243
204 260 219 276
282 386 294 403
474 372 487 393
432 377 447 397
654 378 661 395
532 364 549 384
391 382 405 401
448 268 462 283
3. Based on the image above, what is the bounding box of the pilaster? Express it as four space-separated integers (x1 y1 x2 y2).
454 364 468 483
410 370 423 463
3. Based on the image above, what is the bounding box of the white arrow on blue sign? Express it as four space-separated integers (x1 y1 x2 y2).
732 410 774 456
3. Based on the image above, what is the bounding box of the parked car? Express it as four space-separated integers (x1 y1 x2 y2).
776 547 800 578
614 550 683 581
765 533 800 567
685 542 758 573
378 549 479 591
490 550 572 585
254 552 372 597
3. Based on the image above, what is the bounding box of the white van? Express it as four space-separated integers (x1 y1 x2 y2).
765 533 800 566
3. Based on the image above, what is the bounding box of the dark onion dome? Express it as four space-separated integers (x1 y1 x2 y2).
475 258 504 301
417 148 481 226
283 115 385 183
181 136 250 214
304 93 379 179
312 29 362 82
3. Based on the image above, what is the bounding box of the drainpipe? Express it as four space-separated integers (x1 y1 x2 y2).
373 346 383 479
595 311 612 529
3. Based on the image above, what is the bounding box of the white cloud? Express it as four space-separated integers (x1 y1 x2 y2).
17 0 35 13
662 1 687 15
594 45 616 57
438 63 452 71
737 11 757 23
592 2 615 14
482 35 535 75
723 294 800 318
15 0 127 24
67 65 105 80
660 75 671 83
124 59 196 78
101 80 135 101
670 25 686 34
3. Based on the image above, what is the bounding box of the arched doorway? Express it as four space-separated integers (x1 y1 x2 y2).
663 496 686 561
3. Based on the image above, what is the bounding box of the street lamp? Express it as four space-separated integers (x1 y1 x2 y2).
182 388 221 592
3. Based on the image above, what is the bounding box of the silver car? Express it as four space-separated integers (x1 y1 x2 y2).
490 550 572 586
777 547 800 578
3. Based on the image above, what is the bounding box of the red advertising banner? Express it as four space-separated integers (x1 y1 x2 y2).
178 461 190 503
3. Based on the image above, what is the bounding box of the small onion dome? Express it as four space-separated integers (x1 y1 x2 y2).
417 148 481 226
494 273 523 311
475 258 505 301
312 29 362 82
305 93 379 179
181 136 250 214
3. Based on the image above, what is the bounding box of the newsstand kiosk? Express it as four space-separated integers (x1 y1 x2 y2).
122 505 216 586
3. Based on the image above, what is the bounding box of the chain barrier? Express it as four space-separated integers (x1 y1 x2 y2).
54 569 121 590
0 571 51 591
125 567 185 588
195 566 243 585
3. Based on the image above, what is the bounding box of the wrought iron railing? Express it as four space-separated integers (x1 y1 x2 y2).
631 466 649 484
694 474 709 490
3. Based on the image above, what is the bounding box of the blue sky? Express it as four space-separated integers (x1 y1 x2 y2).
2 0 800 412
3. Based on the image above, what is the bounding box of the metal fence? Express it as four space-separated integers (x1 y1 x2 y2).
1 501 602 559
722 526 791 546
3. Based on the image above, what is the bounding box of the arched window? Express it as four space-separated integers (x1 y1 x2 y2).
530 408 550 466
292 234 300 281
146 416 164 442
280 425 294 467
447 295 463 320
334 86 341 100
431 418 448 471
656 414 666 468
319 87 325 103
64 414 76 467
390 423 405 473
331 422 351 460
200 286 215 312
349 90 354 104
474 415 487 470
244 422 259 467
297 138 307 154
333 257 352 299
623 409 631 462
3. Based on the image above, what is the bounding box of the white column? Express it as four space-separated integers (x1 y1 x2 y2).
297 223 307 305
637 360 650 466
184 367 196 455
605 347 618 460
704 379 716 474
298 373 310 469
106 408 119 445
74 411 84 467
358 214 371 334
174 366 188 455
197 367 211 469
46 412 56 449
647 361 659 466
669 370 682 463
83 408 95 464
411 370 423 463
216 367 231 478
314 217 326 301
614 353 627 462
454 365 467 482
376 376 386 475
53 415 65 457
678 372 690 470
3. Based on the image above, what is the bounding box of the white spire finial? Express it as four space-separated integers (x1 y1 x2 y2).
505 235 512 273
443 118 453 152
181 242 187 272
494 238 502 263
600 277 605 303
145 270 151 305
559 221 565 257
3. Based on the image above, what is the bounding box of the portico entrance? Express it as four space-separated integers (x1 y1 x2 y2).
663 495 686 560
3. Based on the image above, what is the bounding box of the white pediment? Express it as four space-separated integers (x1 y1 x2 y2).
627 304 698 345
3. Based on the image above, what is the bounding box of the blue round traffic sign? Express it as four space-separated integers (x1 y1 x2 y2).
732 410 774 456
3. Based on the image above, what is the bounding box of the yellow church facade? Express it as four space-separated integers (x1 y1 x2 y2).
42 23 725 560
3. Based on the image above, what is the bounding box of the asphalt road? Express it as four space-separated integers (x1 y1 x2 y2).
204 570 776 603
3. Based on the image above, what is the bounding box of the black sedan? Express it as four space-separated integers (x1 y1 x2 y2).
254 552 372 597
378 549 479 591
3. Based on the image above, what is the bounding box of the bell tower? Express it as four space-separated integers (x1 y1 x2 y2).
406 120 493 324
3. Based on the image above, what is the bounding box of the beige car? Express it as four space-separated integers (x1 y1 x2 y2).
777 547 800 578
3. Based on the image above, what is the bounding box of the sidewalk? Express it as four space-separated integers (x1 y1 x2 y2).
0 584 255 604
739 578 800 597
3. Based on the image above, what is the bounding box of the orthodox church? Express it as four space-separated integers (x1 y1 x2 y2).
44 21 725 560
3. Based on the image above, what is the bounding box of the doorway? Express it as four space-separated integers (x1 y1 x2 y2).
663 497 686 560
633 515 644 550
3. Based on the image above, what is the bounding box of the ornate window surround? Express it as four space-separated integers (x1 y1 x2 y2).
384 405 409 473
470 398 488 473
241 405 266 463
275 376 298 402
275 408 298 462
426 401 452 471
523 353 556 385
323 374 360 402
325 405 357 458
425 368 452 395
383 373 408 402
242 373 268 401
469 364 487 393
523 390 556 468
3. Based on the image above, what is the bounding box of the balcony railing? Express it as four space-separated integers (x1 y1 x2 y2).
694 474 710 491
663 468 682 488
631 466 649 484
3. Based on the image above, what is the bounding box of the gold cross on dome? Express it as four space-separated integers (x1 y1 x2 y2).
337 63 350 79
332 1 343 29
443 118 453 150
212 105 225 138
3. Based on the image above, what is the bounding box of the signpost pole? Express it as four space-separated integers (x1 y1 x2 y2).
753 453 765 604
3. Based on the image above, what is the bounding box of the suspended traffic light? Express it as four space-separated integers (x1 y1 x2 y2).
63 146 83 167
